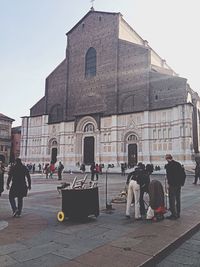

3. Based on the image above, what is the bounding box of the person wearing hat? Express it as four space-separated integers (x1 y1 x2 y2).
7 158 31 217
165 154 186 220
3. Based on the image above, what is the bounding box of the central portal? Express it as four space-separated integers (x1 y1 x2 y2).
51 148 57 164
84 136 94 165
128 144 137 167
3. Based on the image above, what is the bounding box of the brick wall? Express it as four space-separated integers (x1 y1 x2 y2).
118 40 150 113
66 12 120 119
149 72 187 110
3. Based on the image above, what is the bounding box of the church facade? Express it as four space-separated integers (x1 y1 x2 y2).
20 9 200 169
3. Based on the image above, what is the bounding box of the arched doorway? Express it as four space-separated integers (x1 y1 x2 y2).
84 136 94 165
49 139 58 164
128 144 137 167
76 118 97 166
51 147 57 164
127 134 138 167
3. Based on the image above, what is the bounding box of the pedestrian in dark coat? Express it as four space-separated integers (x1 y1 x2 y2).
193 160 200 184
165 154 186 220
7 158 31 217
57 161 64 180
0 161 5 196
90 162 96 181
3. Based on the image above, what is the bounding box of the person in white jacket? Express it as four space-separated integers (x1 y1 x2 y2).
125 163 146 220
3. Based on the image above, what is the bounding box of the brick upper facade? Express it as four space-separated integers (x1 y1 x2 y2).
30 9 191 123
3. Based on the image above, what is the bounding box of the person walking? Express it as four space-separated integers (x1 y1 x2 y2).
193 160 200 184
49 162 55 179
80 163 86 173
0 161 5 196
57 161 64 180
121 163 125 176
44 163 50 179
38 163 42 173
90 162 96 181
6 158 31 217
32 164 35 174
165 154 186 220
95 163 100 181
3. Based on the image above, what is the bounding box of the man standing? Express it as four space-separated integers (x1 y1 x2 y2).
193 160 200 185
7 158 31 217
90 162 96 181
57 161 64 180
165 154 186 220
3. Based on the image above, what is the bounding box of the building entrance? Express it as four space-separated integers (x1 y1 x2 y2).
0 155 5 163
84 136 94 165
51 148 57 163
128 144 137 167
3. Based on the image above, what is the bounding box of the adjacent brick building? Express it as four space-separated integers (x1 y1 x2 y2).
20 9 200 168
10 126 21 162
0 113 14 164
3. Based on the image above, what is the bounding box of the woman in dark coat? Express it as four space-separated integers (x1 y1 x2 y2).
7 158 31 217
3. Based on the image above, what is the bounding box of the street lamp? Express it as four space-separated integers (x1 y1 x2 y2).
105 164 114 210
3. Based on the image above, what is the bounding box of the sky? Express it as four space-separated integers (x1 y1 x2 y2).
1 0 199 126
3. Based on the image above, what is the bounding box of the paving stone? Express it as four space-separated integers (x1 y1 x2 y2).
180 240 200 252
191 232 200 241
58 259 92 267
156 259 188 267
0 220 8 231
1 173 200 267
110 236 142 249
159 253 200 266
21 228 64 248
9 253 69 267
75 246 150 267
0 243 27 256
171 247 200 258
10 242 65 262
53 246 92 259
0 255 18 266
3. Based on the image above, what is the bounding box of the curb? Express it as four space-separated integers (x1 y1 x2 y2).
140 221 200 266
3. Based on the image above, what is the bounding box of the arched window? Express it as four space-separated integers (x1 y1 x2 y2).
85 47 96 78
127 134 137 142
52 140 57 146
84 123 94 132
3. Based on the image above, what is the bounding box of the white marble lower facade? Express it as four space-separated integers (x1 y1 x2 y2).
20 103 196 169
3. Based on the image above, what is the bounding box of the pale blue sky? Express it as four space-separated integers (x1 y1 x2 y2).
1 0 199 126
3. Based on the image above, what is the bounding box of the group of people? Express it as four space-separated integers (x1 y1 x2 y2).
26 163 43 173
43 161 64 180
90 162 102 181
0 154 187 221
125 154 186 221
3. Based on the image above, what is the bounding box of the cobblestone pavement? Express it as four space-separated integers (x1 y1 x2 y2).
157 229 200 266
0 171 200 266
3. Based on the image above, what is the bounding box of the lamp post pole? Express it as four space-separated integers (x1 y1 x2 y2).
105 166 112 210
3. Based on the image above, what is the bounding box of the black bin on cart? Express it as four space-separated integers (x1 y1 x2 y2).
57 187 99 221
